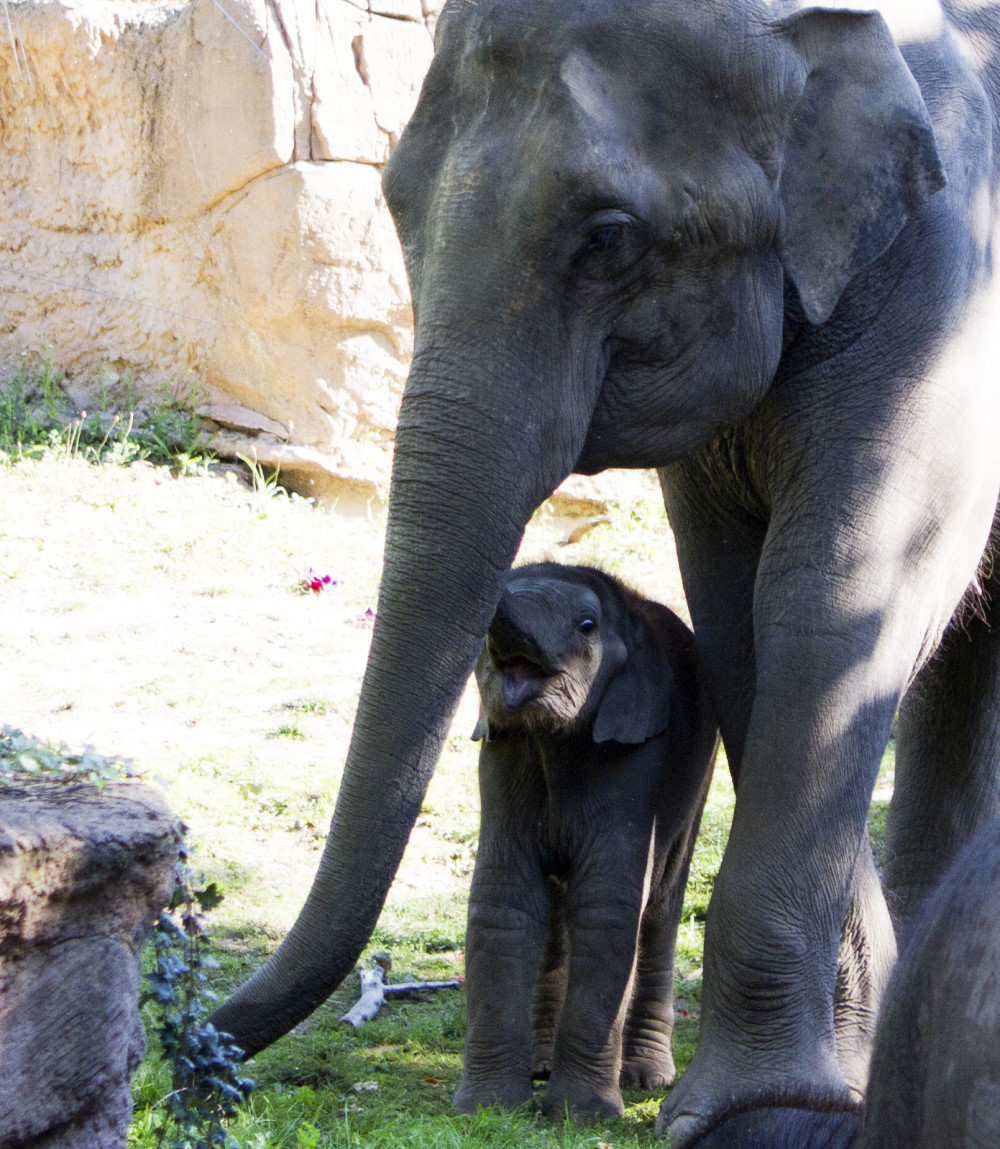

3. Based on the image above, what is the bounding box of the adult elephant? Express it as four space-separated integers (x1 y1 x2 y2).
213 0 1000 1144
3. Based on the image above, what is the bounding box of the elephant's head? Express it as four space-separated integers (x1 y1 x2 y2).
213 0 943 1055
474 563 675 743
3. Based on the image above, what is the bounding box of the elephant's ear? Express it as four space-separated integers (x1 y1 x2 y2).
775 7 945 325
592 626 675 745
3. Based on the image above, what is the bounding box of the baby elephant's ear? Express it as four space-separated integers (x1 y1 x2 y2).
592 629 675 745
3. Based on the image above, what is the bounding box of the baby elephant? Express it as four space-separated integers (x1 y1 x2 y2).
453 563 718 1121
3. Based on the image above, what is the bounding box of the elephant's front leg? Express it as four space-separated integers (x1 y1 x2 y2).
542 849 647 1121
453 830 548 1113
655 444 999 1149
531 877 568 1080
655 626 895 1146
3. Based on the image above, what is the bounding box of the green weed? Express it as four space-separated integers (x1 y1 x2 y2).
270 723 307 741
0 344 212 467
238 454 289 502
283 698 338 716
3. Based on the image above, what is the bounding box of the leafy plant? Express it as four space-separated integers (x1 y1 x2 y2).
0 344 212 468
295 1122 322 1149
139 378 212 463
143 850 254 1148
0 367 56 458
237 453 288 501
0 725 133 786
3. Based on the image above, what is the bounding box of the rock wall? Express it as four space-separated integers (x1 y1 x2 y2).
0 0 656 509
0 0 438 501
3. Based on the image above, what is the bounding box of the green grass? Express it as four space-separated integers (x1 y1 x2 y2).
0 397 898 1148
270 723 307 740
0 341 212 467
136 737 896 1149
130 761 738 1149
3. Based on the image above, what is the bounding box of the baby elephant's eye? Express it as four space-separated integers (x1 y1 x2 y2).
578 618 597 634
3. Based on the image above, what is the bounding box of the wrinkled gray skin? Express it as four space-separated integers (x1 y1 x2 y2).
455 564 717 1120
859 818 1000 1149
696 818 1000 1149
213 1 1000 1144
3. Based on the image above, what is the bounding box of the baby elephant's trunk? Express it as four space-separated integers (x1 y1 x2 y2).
487 591 557 672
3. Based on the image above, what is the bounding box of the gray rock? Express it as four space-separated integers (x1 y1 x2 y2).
0 780 181 1148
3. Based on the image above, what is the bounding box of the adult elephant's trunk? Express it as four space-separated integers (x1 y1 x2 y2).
211 318 588 1055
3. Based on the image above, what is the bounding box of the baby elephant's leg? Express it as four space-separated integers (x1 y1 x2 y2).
620 900 679 1089
531 878 568 1080
621 822 701 1089
542 867 646 1121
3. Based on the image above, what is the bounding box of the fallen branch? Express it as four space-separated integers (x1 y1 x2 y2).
340 953 461 1029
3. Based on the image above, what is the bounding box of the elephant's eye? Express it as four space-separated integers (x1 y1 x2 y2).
574 211 645 278
584 225 624 254
578 618 597 634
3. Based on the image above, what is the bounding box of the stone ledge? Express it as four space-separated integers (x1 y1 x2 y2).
0 779 180 1149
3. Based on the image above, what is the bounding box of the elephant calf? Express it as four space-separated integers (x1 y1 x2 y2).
453 563 718 1121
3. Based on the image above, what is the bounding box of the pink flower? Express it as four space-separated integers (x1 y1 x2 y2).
302 569 336 594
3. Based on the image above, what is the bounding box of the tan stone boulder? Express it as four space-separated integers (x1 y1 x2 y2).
0 0 653 511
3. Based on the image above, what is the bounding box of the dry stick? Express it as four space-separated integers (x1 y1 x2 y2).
340 957 461 1029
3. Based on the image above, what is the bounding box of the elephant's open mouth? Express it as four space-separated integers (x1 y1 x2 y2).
495 655 555 709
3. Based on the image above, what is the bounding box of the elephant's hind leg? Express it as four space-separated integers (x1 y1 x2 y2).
620 807 707 1091
619 902 678 1091
886 545 1000 945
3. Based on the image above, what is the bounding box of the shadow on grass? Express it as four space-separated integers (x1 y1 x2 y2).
132 745 895 1148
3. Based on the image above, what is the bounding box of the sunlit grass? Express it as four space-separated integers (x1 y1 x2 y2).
0 450 896 1147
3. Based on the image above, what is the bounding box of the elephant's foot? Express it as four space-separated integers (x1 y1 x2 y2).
541 1075 624 1122
654 1053 857 1146
452 1075 533 1114
619 1048 675 1091
672 1106 862 1149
